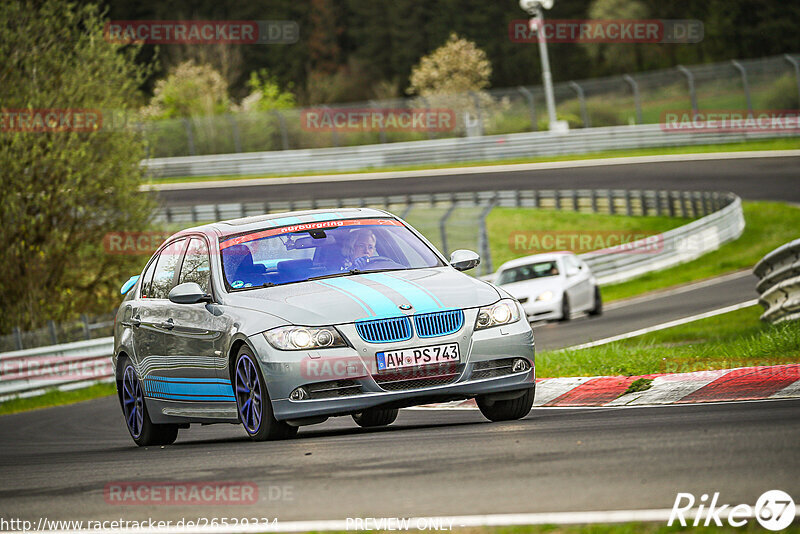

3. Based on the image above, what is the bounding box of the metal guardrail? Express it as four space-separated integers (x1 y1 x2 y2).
0 337 114 400
754 238 800 324
143 123 799 178
1 188 744 401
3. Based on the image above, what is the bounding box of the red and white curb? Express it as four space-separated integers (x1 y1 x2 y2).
411 364 800 409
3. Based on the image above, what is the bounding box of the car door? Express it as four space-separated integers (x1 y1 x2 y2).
563 254 592 311
135 238 189 402
166 236 234 403
130 250 163 373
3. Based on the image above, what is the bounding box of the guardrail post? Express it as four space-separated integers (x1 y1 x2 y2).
640 190 648 216
568 81 590 128
554 190 562 210
591 190 598 213
470 92 485 136
478 198 496 276
227 114 243 152
625 190 633 216
47 320 58 345
654 191 663 216
191 205 199 223
731 60 753 118
518 86 538 131
691 192 700 218
607 190 615 215
668 191 676 217
273 111 290 150
400 201 413 220
81 314 91 340
677 65 699 118
13 326 23 350
533 190 540 209
623 75 643 124
370 100 387 143
680 192 689 218
784 55 800 109
439 199 457 255
571 189 579 211
182 118 196 156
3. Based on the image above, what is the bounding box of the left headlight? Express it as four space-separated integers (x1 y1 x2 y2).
474 299 521 330
264 326 347 350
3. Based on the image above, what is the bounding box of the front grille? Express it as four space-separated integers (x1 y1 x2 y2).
414 309 464 338
470 358 517 380
375 373 459 391
355 317 412 343
306 379 363 399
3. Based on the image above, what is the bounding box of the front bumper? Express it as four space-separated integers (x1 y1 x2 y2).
521 297 562 321
249 308 535 420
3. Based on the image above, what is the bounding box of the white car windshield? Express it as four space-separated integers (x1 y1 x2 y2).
219 218 443 289
496 261 560 285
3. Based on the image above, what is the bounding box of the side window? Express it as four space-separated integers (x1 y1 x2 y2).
140 255 159 299
179 238 211 294
150 239 187 299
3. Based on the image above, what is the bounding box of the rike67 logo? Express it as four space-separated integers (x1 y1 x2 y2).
669 490 795 530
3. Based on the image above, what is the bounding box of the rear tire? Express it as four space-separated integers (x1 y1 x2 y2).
352 408 399 427
588 286 603 316
234 347 298 441
118 359 179 447
477 387 535 422
560 294 571 322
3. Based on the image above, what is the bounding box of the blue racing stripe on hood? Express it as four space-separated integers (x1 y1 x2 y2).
360 273 443 314
315 280 374 317
322 277 400 319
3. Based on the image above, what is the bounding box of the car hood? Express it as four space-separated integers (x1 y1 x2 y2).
497 277 563 301
226 267 500 325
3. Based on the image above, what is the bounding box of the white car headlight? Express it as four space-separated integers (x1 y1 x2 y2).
474 299 521 330
536 290 553 302
264 326 347 350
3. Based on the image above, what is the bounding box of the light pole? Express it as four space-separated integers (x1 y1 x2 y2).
520 0 565 132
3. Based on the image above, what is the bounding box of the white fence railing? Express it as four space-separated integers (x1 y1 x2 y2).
754 238 800 324
143 123 800 178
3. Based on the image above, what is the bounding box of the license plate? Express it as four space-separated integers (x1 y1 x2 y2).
376 343 460 372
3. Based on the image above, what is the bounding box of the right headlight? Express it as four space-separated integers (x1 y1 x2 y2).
264 325 347 350
474 299 521 330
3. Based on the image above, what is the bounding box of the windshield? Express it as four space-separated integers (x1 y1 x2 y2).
219 218 444 289
496 261 560 285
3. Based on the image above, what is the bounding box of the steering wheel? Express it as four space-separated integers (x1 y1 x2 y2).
352 256 404 270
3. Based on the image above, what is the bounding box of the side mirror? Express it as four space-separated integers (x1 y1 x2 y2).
169 282 212 304
449 249 481 271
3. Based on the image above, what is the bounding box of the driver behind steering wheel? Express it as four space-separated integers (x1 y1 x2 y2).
341 228 378 270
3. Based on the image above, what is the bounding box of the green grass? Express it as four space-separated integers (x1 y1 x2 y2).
487 209 690 270
147 138 800 185
0 382 115 416
601 202 800 302
537 306 800 378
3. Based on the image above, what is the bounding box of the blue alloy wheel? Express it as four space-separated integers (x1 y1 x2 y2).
122 365 144 438
236 354 263 434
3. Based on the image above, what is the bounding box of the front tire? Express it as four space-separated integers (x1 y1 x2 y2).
234 347 297 441
477 387 535 422
119 361 179 447
352 408 399 428
588 286 603 316
560 294 571 322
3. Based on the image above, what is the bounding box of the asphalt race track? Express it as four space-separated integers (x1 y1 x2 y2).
0 396 797 522
154 155 800 206
0 271 790 525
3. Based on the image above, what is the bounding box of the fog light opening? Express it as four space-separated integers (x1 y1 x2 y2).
512 359 529 373
289 387 308 401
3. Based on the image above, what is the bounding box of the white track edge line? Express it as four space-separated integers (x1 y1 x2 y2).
560 299 759 351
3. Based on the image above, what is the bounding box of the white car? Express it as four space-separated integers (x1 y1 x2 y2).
494 252 602 322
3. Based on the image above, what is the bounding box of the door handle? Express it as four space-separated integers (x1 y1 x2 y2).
160 318 175 330
131 315 141 327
